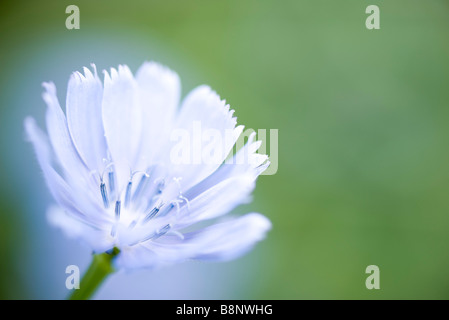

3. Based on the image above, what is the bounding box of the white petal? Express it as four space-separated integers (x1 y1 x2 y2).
43 83 92 179
114 244 161 270
174 175 256 229
25 117 108 227
102 65 142 188
47 206 113 253
66 65 107 172
135 62 180 168
186 133 268 200
26 117 76 209
184 213 271 261
43 82 107 213
115 213 271 270
43 82 89 177
169 86 241 190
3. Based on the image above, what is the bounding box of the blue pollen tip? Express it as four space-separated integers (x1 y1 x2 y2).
153 224 171 240
108 171 115 195
132 175 147 201
115 200 121 220
144 206 160 222
124 181 132 208
100 182 109 208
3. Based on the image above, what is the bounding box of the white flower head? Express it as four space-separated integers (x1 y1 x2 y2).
25 62 271 270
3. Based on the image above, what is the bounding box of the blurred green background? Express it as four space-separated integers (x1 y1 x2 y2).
1 0 449 299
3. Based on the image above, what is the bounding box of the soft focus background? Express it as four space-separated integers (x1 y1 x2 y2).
1 0 449 299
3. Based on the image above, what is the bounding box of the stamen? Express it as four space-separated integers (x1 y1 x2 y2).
132 174 148 202
140 177 166 212
115 200 121 220
125 171 149 208
155 203 175 218
158 182 164 193
153 224 171 240
144 207 159 222
111 226 116 237
154 178 165 194
124 180 132 208
137 224 171 244
171 199 182 212
143 202 165 223
131 171 150 180
128 220 137 229
167 230 185 240
108 171 115 196
100 162 115 204
172 177 190 211
100 182 109 208
101 162 115 181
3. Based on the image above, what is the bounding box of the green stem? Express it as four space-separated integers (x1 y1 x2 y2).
68 248 120 300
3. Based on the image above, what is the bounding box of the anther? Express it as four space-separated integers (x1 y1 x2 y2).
108 170 115 196
131 171 150 180
124 180 132 208
158 181 164 193
101 162 115 181
171 199 182 212
111 226 116 237
154 178 165 194
153 224 171 240
132 174 148 202
125 171 150 208
156 203 175 218
100 182 109 208
129 223 172 246
143 202 164 223
115 200 121 220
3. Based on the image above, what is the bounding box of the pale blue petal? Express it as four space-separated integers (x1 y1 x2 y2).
184 213 271 261
25 117 77 210
47 206 113 253
114 244 161 270
135 62 180 168
43 81 102 207
185 132 269 199
174 176 256 229
66 65 108 173
28 62 271 269
169 86 242 190
25 117 108 227
115 213 271 270
102 65 143 188
43 82 88 176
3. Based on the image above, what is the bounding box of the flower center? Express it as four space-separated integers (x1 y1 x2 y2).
97 164 188 246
